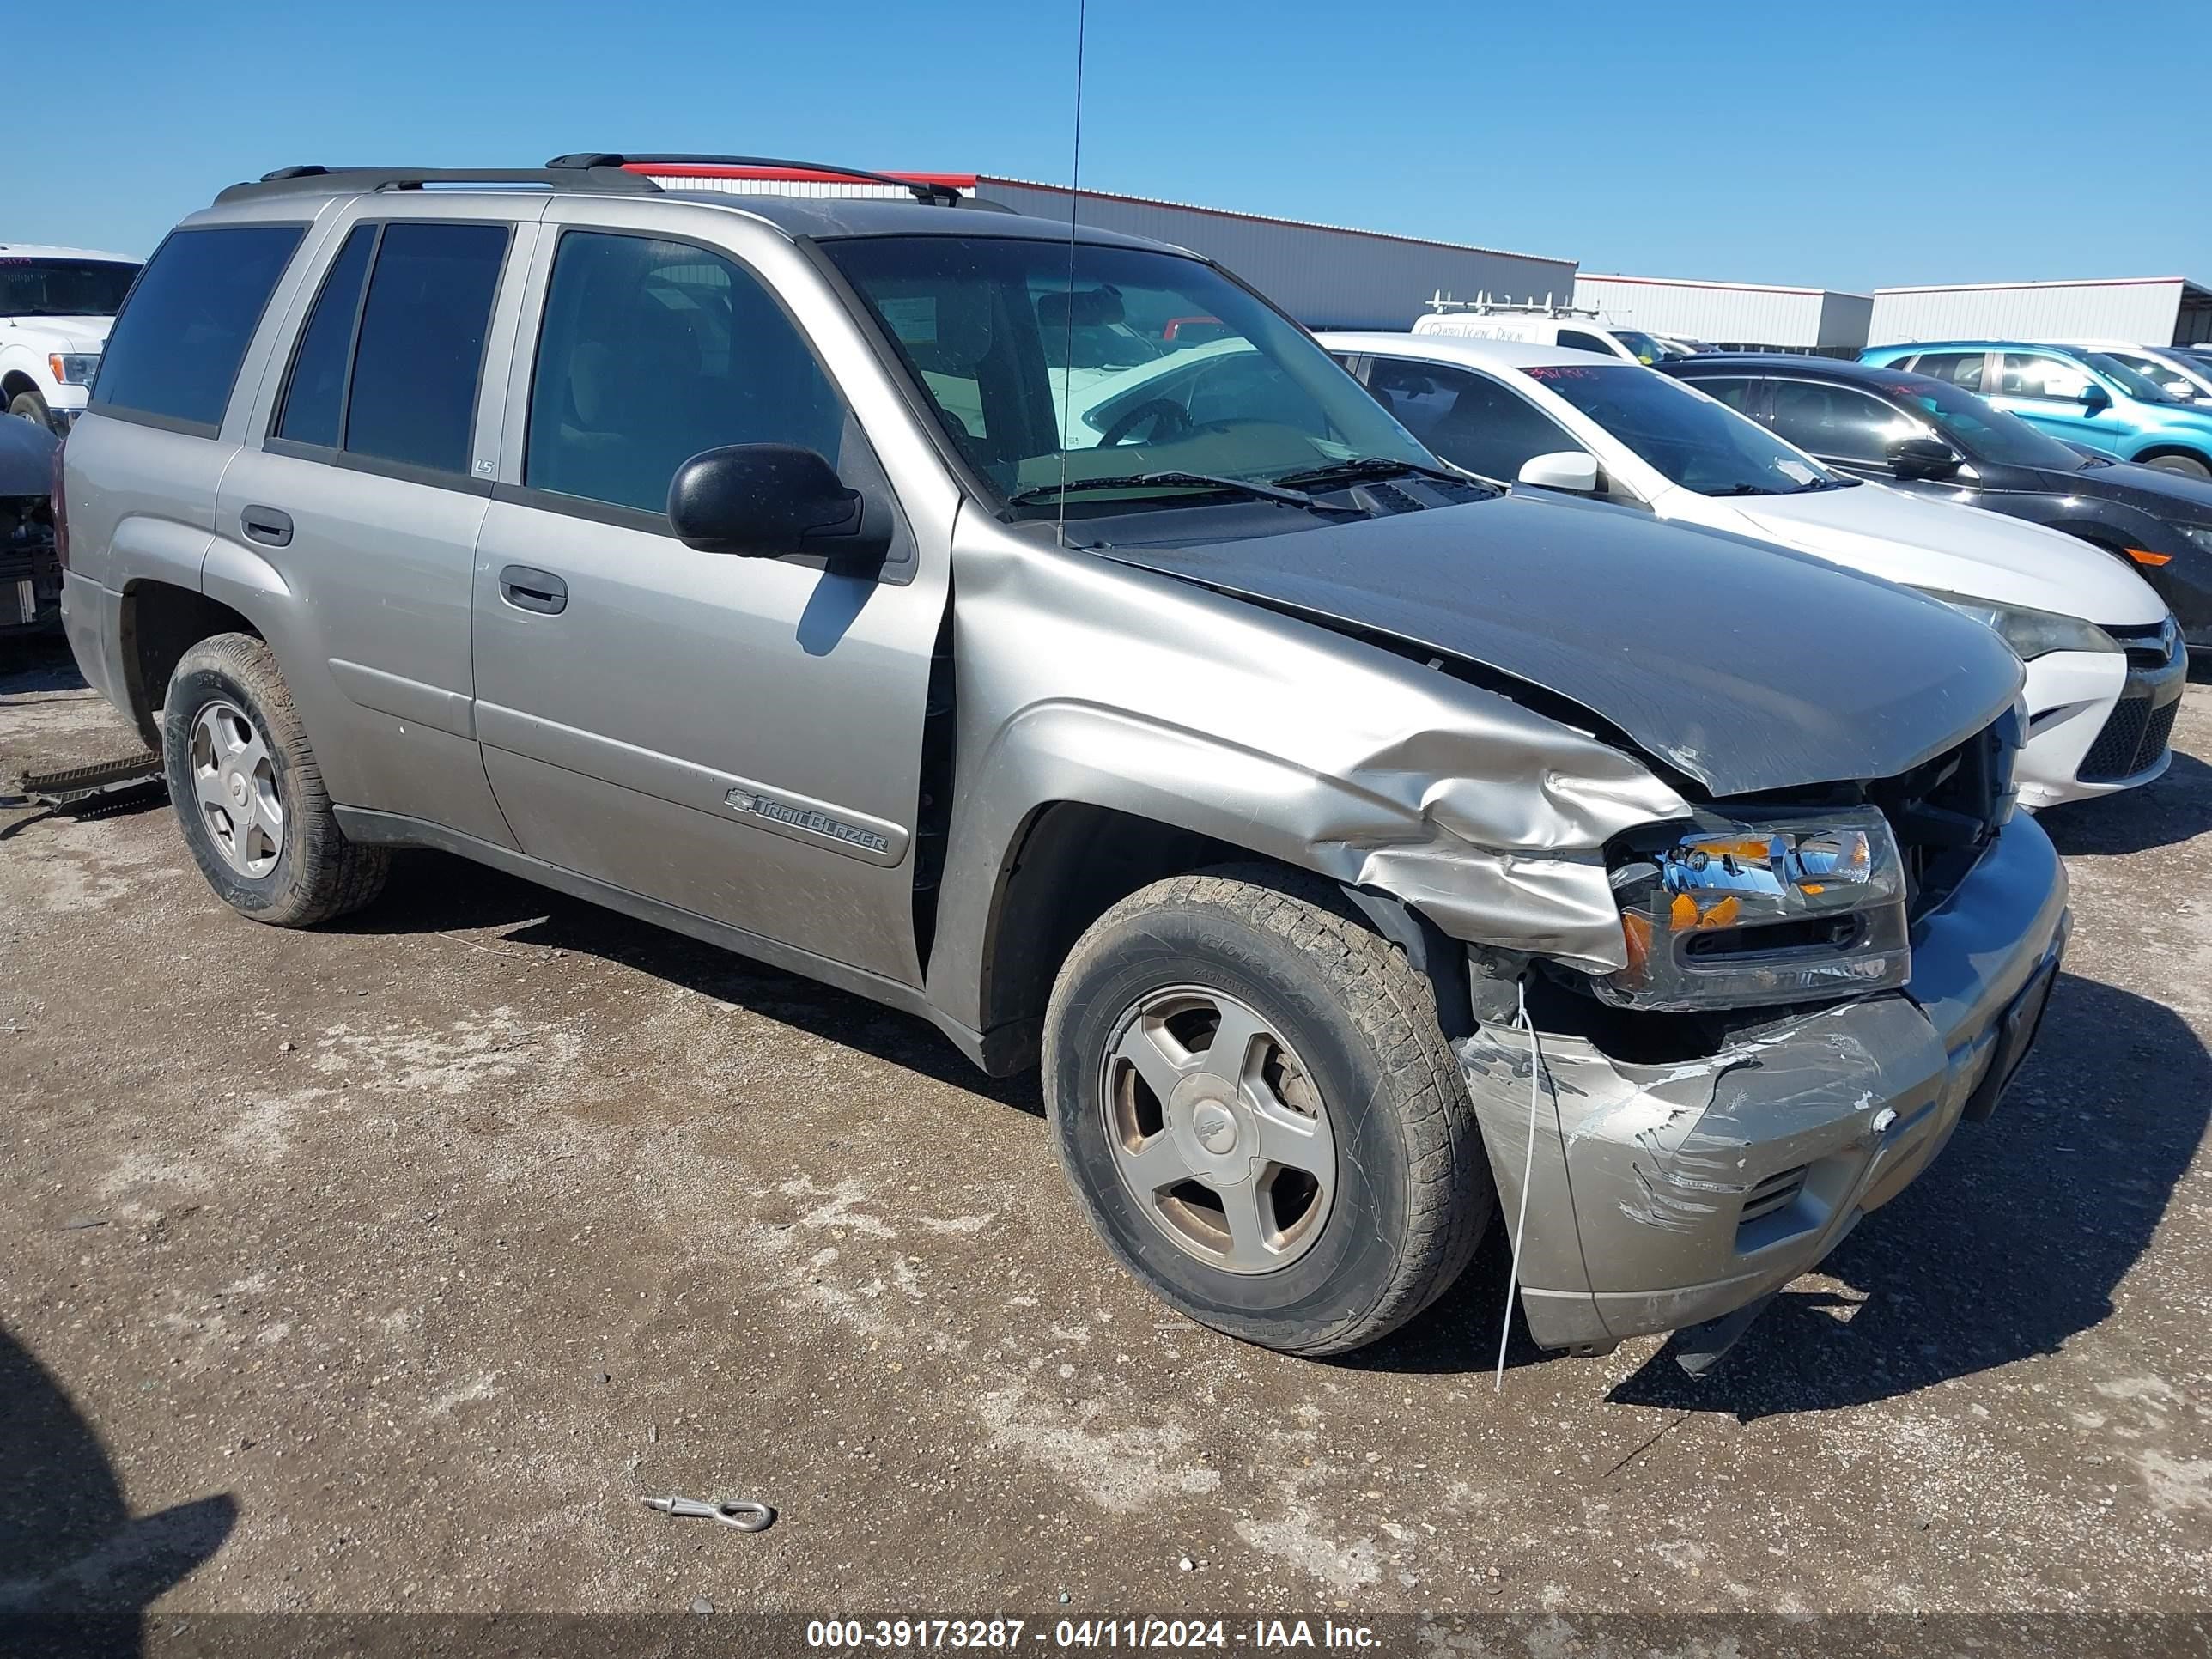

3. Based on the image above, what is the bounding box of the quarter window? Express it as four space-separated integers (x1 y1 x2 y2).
1767 382 1918 465
1908 351 1987 392
343 222 509 475
526 231 848 516
1367 359 1586 481
92 224 305 432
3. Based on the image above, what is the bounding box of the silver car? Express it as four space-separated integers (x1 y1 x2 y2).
57 155 2067 1362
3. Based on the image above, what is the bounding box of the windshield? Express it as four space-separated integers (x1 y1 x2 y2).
822 236 1436 514
1887 376 2091 471
1528 362 1843 495
2082 351 2184 404
0 257 138 317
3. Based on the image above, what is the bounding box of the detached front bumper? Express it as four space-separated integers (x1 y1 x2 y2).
1459 814 2069 1355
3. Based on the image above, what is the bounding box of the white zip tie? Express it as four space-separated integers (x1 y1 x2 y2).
1496 977 1545 1392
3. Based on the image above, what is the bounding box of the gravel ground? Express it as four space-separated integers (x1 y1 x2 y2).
3 635 2208 1628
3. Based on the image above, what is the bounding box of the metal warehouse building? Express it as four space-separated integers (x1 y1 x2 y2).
638 165 1578 331
1572 274 1873 356
1869 277 2212 348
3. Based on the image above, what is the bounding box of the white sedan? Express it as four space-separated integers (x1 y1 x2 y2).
1319 332 2183 811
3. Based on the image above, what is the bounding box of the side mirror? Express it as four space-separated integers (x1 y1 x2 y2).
668 443 891 565
1889 434 1964 480
1516 451 1601 494
2078 381 2112 410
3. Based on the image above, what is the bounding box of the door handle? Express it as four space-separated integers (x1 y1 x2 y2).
241 506 293 547
499 564 568 615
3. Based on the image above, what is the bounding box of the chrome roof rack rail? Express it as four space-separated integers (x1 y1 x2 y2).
551 153 966 207
215 164 661 204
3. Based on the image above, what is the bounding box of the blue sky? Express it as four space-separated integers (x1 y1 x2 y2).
13 0 2209 292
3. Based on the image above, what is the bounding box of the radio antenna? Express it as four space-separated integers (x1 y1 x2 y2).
1056 0 1088 546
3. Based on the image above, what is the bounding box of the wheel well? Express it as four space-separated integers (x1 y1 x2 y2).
119 580 258 749
2135 445 2211 470
976 803 1249 1073
2 371 39 403
972 802 1474 1076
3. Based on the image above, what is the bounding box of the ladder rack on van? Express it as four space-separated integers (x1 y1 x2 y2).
1426 289 1601 320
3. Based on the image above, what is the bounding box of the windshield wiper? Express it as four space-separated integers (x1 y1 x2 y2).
1271 455 1486 492
1006 471 1359 514
1706 483 1778 497
1789 477 1856 492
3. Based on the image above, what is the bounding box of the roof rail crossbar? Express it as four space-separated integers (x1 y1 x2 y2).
215 165 661 204
550 153 966 207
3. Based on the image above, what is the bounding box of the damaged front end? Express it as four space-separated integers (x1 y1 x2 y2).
1453 726 2069 1358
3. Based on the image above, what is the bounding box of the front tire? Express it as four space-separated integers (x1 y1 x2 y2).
2143 453 2212 482
8 389 52 431
161 633 388 927
1042 866 1491 1356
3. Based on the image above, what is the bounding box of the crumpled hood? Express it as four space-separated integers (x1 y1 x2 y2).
1097 490 2022 798
1 315 113 353
1720 480 2166 628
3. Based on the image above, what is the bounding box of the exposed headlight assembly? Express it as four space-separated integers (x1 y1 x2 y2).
1601 808 1911 1011
1916 588 2118 659
47 352 100 387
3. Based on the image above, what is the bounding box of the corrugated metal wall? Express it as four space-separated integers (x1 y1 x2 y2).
975 179 1577 331
1868 281 2186 346
1571 276 1872 353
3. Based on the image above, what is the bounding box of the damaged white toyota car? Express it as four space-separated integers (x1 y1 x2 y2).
61 159 2067 1366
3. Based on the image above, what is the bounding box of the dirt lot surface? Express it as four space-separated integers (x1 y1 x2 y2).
3 636 2209 1627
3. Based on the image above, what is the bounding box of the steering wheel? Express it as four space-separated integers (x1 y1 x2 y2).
1100 398 1194 447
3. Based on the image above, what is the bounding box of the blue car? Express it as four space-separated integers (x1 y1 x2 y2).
1860 340 2212 482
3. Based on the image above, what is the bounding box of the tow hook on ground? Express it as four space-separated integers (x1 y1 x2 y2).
641 1494 776 1532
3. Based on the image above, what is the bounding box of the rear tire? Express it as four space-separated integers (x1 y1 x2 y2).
8 389 52 431
161 633 387 927
1042 865 1491 1356
2142 453 2212 482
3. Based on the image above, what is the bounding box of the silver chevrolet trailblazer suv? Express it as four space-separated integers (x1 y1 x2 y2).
58 156 2068 1363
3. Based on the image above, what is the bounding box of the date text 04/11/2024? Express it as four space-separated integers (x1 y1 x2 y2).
803 1620 1382 1650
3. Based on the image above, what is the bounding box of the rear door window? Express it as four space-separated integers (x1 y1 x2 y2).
273 224 376 449
342 223 510 476
91 224 305 433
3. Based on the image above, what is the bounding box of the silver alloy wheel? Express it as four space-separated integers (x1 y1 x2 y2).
190 700 283 878
1099 985 1337 1274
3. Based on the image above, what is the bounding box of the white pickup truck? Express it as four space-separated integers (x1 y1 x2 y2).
1 244 142 432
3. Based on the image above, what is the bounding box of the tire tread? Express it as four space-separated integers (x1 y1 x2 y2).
164 633 387 927
1048 863 1490 1356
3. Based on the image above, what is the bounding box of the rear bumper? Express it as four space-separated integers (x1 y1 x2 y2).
58 569 131 714
1459 814 2069 1354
